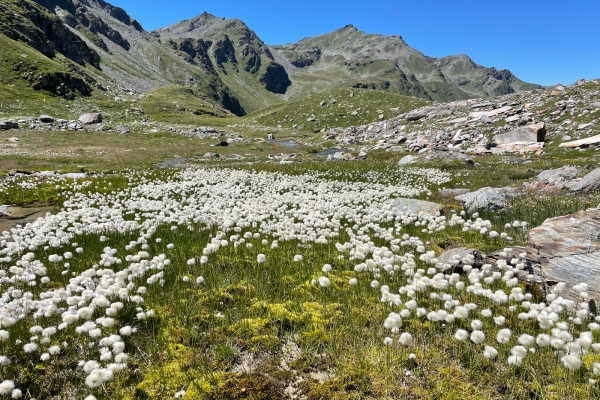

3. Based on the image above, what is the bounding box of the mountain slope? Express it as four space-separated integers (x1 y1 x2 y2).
270 25 540 102
0 1 540 121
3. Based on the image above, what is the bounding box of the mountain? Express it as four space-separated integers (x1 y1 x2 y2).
0 0 540 120
270 25 540 102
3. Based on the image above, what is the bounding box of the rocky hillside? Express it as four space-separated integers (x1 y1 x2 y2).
0 0 540 119
271 25 540 102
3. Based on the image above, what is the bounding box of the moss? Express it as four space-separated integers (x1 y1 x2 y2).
190 372 284 399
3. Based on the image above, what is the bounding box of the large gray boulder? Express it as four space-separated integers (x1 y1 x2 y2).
387 198 442 216
568 168 600 192
455 187 507 212
528 209 600 301
494 123 546 145
0 121 18 130
528 166 579 191
39 115 54 123
78 113 103 125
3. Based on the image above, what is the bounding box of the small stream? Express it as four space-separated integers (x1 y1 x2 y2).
0 205 56 232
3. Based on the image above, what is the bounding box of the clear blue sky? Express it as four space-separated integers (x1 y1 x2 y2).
108 0 599 86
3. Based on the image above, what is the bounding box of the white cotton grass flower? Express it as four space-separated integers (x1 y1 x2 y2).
470 330 485 344
536 334 551 347
481 309 493 318
562 354 582 370
11 388 22 399
383 337 393 346
196 276 205 284
0 356 11 366
322 264 332 272
349 278 358 286
0 380 14 395
471 320 483 330
455 329 469 341
399 332 413 346
497 329 512 344
518 334 535 347
186 258 195 266
494 316 506 326
318 276 331 288
0 331 8 342
257 254 266 263
293 255 303 262
23 343 38 353
483 345 498 359
182 276 190 282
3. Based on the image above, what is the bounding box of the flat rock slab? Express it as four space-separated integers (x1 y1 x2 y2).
387 198 442 216
568 168 600 192
493 142 544 155
559 134 600 148
528 209 600 300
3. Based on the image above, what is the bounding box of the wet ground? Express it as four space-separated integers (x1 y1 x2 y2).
0 205 56 232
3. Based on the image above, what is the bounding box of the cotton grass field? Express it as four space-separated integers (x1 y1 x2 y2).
1 161 600 399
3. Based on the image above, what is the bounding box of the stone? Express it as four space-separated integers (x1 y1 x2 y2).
568 168 600 192
0 121 18 130
437 247 485 272
528 209 600 301
551 85 565 96
455 187 507 212
471 101 493 109
528 166 579 191
39 115 54 123
485 246 543 285
406 110 428 121
387 198 442 217
78 113 102 125
493 142 544 155
494 123 546 144
267 133 274 140
480 115 493 124
398 155 418 165
7 137 19 142
203 152 219 158
470 105 512 119
592 101 600 109
559 134 600 148
215 141 229 147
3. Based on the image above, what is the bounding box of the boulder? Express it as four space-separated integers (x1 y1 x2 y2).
494 123 546 144
203 152 219 158
437 247 485 272
398 155 418 165
215 141 229 147
527 166 579 191
559 133 600 148
406 110 428 121
568 168 600 192
387 198 442 217
455 187 507 212
528 209 600 301
78 113 103 125
39 115 54 123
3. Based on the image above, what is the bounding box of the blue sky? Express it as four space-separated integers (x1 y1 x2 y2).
108 0 599 86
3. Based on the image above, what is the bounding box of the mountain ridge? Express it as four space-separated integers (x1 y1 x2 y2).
0 0 540 119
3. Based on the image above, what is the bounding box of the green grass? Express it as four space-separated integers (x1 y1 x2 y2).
241 87 429 132
1 164 600 399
